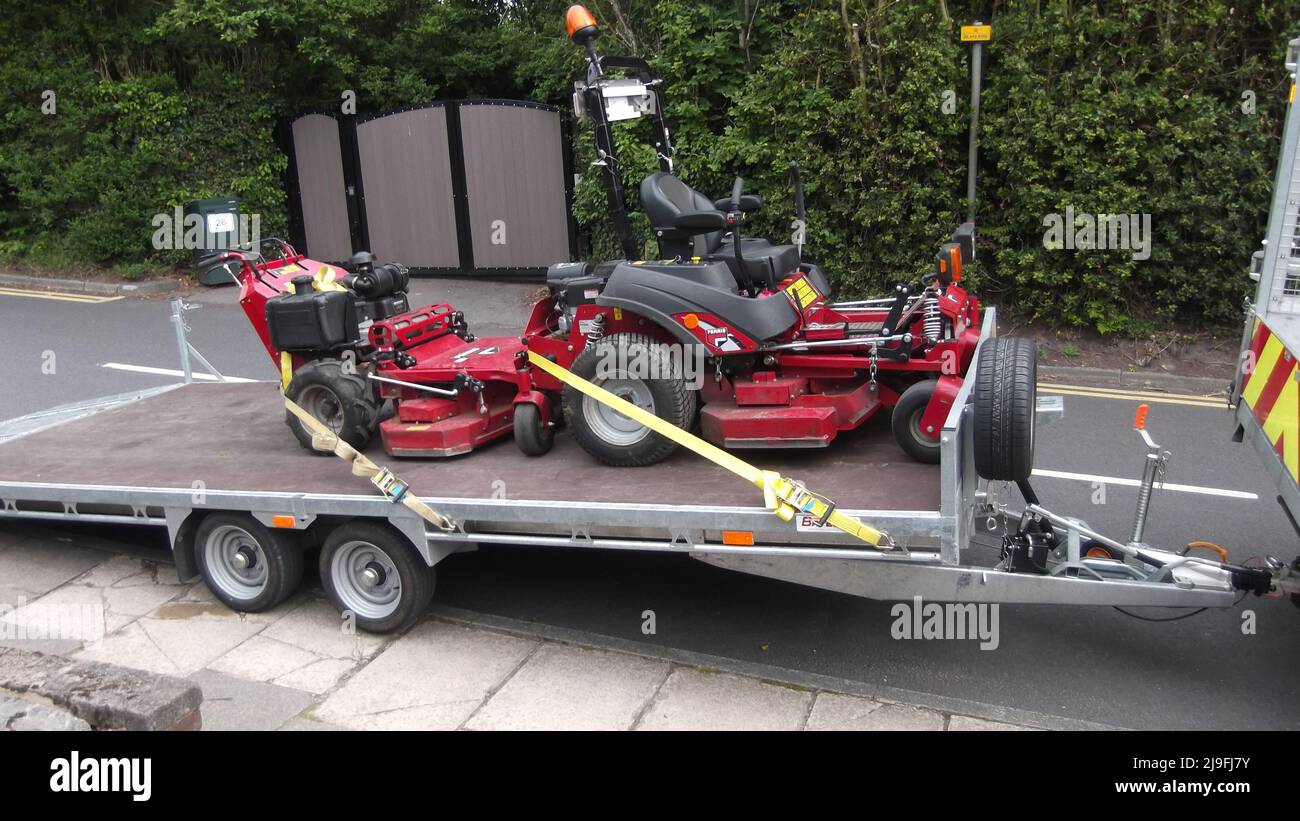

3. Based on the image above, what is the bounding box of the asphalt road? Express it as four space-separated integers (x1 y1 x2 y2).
1 282 1296 730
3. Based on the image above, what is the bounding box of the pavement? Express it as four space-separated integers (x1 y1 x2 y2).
1 276 1297 731
0 523 1052 731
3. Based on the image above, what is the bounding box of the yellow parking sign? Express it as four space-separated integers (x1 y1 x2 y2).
961 24 991 42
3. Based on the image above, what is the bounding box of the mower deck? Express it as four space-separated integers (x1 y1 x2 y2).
0 382 939 511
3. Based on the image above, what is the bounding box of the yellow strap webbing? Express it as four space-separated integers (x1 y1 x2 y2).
528 350 893 549
283 396 455 532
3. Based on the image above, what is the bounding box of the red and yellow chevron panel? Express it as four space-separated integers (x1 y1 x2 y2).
1242 319 1300 484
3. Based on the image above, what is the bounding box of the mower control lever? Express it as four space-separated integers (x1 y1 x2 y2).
730 176 755 294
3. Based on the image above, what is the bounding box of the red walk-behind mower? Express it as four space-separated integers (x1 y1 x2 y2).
229 5 1034 482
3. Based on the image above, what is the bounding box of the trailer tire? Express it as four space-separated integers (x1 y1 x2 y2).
285 359 378 452
973 336 1037 482
513 402 554 456
319 522 434 634
891 380 942 463
562 333 696 466
195 513 303 613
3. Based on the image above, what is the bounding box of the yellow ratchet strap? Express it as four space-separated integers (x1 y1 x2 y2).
283 396 456 532
279 351 293 391
528 351 895 549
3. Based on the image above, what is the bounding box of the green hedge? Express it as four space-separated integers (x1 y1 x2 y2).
0 1 1295 331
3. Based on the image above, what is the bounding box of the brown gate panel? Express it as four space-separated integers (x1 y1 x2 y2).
290 114 353 262
458 104 572 269
355 107 460 268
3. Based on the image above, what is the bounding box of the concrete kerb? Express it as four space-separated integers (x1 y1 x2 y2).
0 272 180 296
0 646 202 731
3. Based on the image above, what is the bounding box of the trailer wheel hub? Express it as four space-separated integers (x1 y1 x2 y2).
359 563 386 589
232 546 258 571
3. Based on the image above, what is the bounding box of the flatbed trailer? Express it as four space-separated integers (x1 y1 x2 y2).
3 305 1272 633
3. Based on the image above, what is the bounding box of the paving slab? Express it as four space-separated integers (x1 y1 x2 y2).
74 555 156 589
947 714 1035 731
636 668 812 731
260 598 387 660
317 620 536 731
467 643 668 731
805 692 945 731
0 538 109 605
189 669 315 731
272 658 357 694
76 614 264 677
208 634 321 683
279 714 351 732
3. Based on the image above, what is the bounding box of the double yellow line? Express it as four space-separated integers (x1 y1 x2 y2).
1037 381 1226 409
0 286 123 304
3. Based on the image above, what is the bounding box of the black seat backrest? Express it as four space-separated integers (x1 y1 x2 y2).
640 172 725 259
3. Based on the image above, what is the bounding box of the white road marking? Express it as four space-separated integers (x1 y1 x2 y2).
101 363 260 383
1031 468 1257 500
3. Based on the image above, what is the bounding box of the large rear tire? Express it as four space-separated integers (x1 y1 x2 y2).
973 336 1037 481
285 359 379 452
562 333 696 466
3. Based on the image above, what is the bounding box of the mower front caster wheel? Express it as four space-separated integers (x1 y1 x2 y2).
195 513 304 613
513 402 554 456
319 522 434 634
892 380 942 464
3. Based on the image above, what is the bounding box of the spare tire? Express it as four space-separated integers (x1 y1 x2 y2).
973 336 1037 481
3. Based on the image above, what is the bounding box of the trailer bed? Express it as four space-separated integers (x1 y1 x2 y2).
0 382 939 511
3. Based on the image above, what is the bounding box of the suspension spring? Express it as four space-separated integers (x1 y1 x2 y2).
585 312 606 345
922 292 942 343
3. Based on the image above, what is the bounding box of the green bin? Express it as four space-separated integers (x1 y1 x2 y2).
185 197 242 286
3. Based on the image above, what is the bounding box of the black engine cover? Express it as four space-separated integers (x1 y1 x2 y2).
266 289 360 352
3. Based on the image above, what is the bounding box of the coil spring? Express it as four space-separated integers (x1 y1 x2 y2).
585 312 606 344
923 293 942 342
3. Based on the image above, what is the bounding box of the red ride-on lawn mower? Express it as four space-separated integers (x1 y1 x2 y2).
230 5 1036 483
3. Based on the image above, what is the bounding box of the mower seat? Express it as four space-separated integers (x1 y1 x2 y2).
716 237 801 291
598 260 799 344
639 172 801 290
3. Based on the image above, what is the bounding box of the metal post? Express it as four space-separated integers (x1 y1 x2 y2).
170 299 193 384
170 298 226 383
966 23 984 220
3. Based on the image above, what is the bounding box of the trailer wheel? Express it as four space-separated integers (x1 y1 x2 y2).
285 359 378 452
973 337 1037 482
562 333 696 466
319 522 434 634
513 402 554 456
891 380 942 463
195 513 303 613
